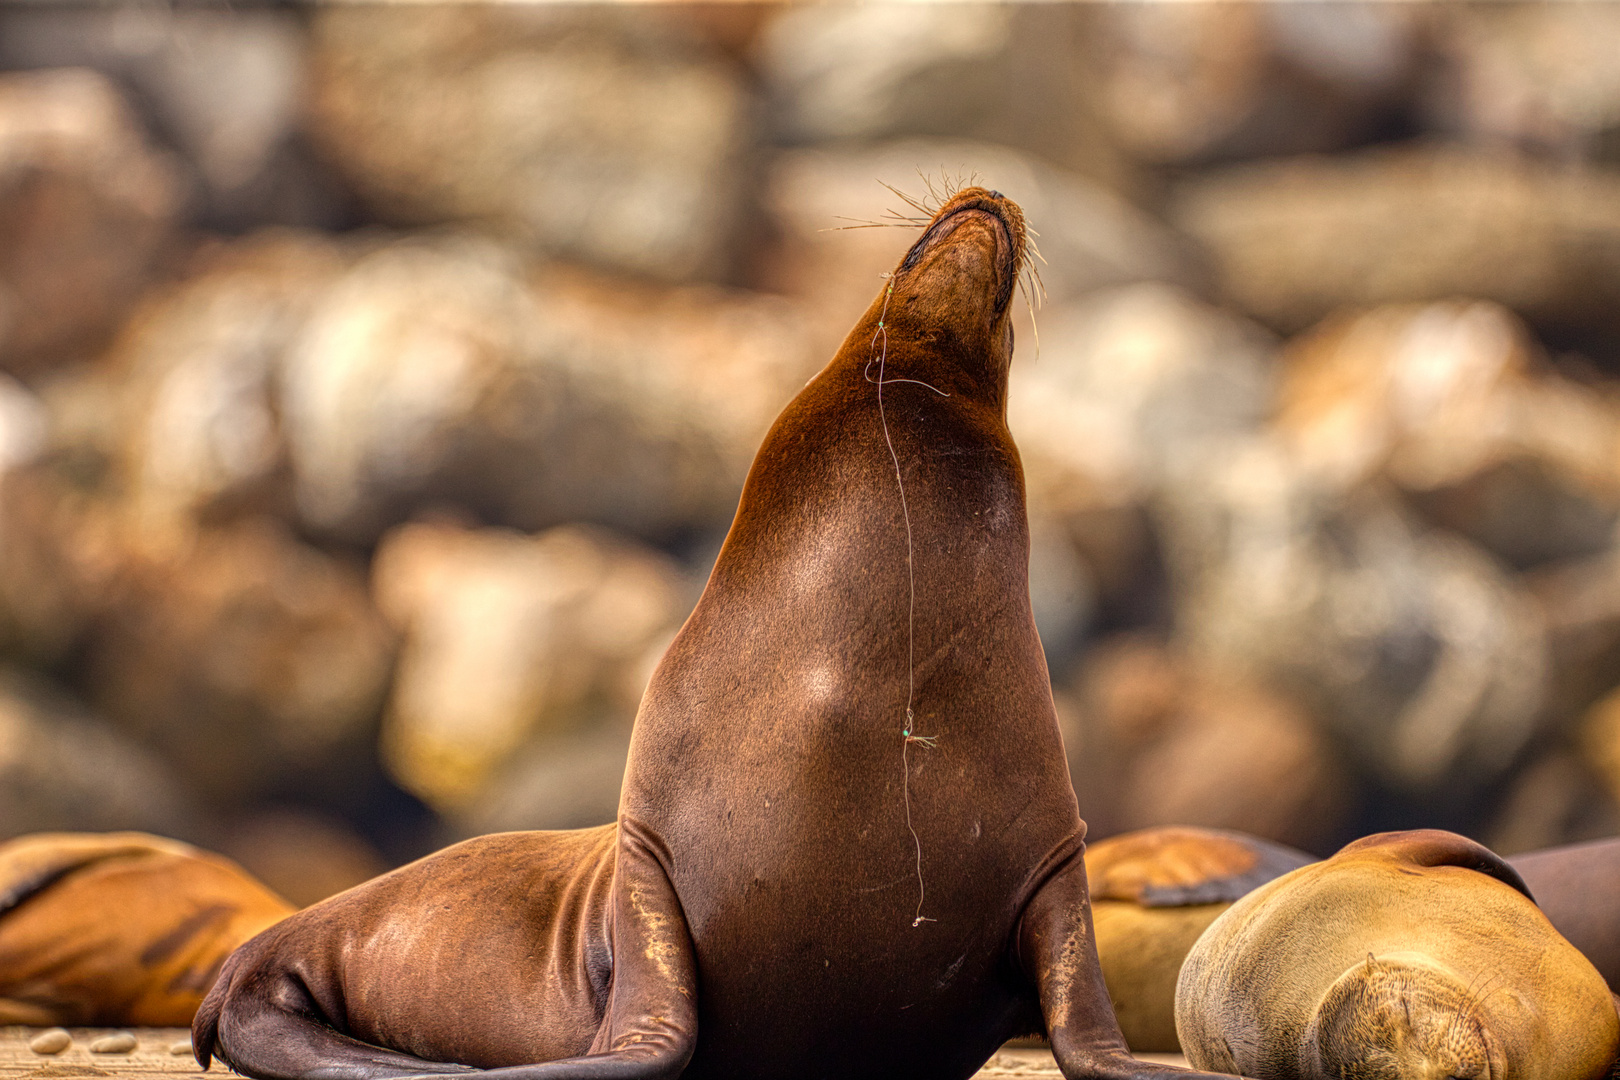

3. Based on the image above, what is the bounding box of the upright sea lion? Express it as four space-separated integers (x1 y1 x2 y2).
1509 836 1620 990
0 831 294 1025
1176 829 1619 1080
194 187 1249 1080
1086 828 1313 1053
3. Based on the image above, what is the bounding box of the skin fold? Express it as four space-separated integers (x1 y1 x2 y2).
194 187 1252 1080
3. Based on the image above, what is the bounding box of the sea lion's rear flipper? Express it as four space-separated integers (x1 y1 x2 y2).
1086 828 1315 909
415 820 698 1080
1335 829 1533 901
196 821 697 1080
1019 847 1260 1080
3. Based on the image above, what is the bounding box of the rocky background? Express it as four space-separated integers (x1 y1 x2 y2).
2 3 1620 905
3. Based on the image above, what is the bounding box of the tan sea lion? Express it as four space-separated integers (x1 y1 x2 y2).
1086 828 1313 1053
194 186 1251 1080
1176 829 1619 1079
0 831 294 1025
1509 837 1620 990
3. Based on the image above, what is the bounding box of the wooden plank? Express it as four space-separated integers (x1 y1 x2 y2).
1 1030 1189 1079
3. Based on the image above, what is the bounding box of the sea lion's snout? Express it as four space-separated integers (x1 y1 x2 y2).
881 186 1028 364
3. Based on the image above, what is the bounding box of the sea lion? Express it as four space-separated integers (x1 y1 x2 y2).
1086 828 1313 1053
1176 829 1619 1080
0 831 294 1025
1509 837 1620 990
194 186 1248 1080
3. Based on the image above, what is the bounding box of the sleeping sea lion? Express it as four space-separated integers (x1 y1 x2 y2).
0 831 294 1025
1509 836 1620 990
1176 829 1619 1080
194 186 1251 1080
1086 828 1313 1053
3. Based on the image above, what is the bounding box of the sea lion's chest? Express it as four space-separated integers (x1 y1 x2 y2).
617 390 1075 1077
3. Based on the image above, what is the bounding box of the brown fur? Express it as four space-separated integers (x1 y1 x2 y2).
0 832 293 1025
1177 829 1619 1080
194 188 1252 1080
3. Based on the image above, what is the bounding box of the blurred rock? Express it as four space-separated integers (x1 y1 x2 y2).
1580 685 1620 811
1162 447 1549 793
1487 747 1620 856
0 8 346 232
83 516 394 806
0 67 182 377
455 723 632 837
1426 3 1620 163
1275 301 1620 568
1010 283 1277 507
281 233 817 543
1172 146 1620 338
1530 547 1620 725
0 464 120 667
97 231 348 544
0 666 197 840
761 142 1198 359
308 6 754 282
1060 635 1346 852
219 807 389 906
372 520 687 814
1007 284 1275 620
1088 3 1418 165
755 6 1134 193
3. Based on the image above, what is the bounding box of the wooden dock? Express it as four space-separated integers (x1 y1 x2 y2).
0 1029 1188 1079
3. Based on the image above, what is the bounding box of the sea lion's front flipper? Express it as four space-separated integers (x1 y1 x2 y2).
1019 848 1253 1080
1335 829 1533 901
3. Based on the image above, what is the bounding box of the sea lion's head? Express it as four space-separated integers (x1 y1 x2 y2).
1304 952 1504 1080
859 186 1029 403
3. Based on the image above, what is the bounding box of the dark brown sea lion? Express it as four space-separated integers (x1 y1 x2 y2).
0 831 294 1025
1509 836 1620 990
1176 829 1619 1080
1086 828 1313 1053
194 187 1250 1080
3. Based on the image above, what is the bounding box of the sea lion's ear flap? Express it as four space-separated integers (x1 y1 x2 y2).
1086 826 1315 907
1335 829 1533 902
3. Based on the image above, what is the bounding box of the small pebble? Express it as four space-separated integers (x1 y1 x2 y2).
29 1029 72 1055
88 1032 138 1054
169 1039 194 1056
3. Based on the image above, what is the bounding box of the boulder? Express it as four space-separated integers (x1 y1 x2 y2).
754 6 1134 192
0 68 182 376
1274 301 1620 569
0 7 344 231
81 516 394 806
1172 146 1620 338
1425 3 1620 162
1059 635 1346 852
1161 444 1549 793
371 520 689 814
280 233 818 543
0 666 198 840
307 6 756 282
1086 3 1419 164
